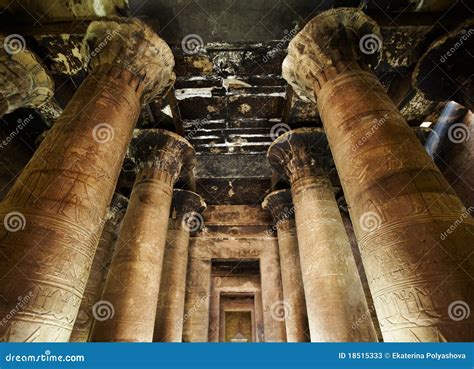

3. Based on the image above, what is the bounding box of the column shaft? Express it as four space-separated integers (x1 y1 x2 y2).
260 240 287 342
70 195 127 342
0 64 141 341
0 18 174 342
154 225 190 342
276 222 309 342
90 170 173 341
182 256 212 342
292 175 377 341
282 8 474 341
317 67 474 341
153 190 205 342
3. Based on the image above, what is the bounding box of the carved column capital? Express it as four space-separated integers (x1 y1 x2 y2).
172 189 206 217
413 18 474 111
0 37 54 115
267 127 332 184
83 18 175 103
282 8 381 102
262 189 295 228
169 189 206 231
129 129 195 186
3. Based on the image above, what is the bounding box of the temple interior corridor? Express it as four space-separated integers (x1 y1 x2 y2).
0 0 472 343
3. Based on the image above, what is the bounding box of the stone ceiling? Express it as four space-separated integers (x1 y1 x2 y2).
0 0 471 204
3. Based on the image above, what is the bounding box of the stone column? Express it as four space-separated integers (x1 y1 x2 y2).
0 18 174 342
268 127 377 342
260 238 287 342
182 255 212 342
262 189 309 342
283 8 474 341
0 36 53 117
70 193 128 342
90 129 195 342
154 189 206 342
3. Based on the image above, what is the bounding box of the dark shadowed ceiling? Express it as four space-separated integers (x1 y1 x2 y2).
0 0 471 205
